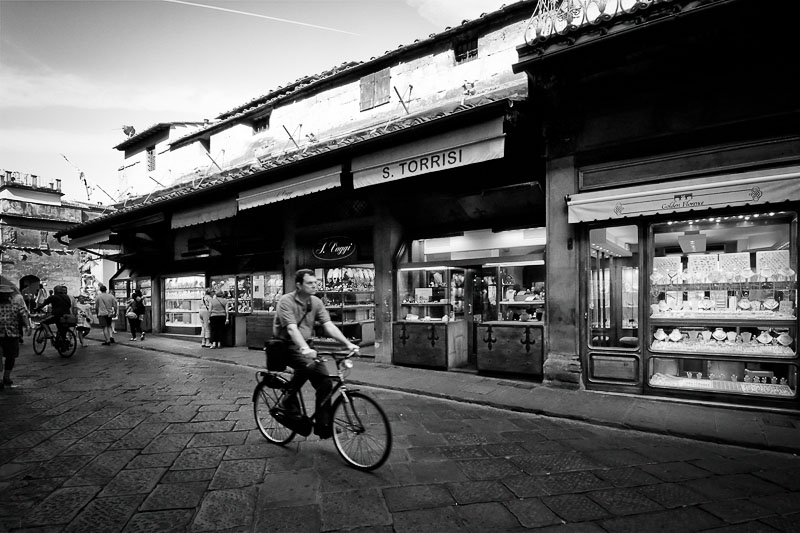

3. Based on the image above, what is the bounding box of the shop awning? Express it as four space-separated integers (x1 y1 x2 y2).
67 229 114 249
566 165 800 223
171 198 238 229
351 117 505 189
237 165 342 211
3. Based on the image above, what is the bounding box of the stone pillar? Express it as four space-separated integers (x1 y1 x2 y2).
544 155 582 388
372 205 402 364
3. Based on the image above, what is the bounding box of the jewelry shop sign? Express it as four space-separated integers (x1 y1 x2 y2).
351 117 505 189
313 237 356 261
567 166 800 223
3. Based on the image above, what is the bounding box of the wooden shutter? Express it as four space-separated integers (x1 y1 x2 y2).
374 68 391 107
359 73 375 111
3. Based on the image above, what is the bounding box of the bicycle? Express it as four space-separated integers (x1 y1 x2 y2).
32 316 78 358
252 347 392 471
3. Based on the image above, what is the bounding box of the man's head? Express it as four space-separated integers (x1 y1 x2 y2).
294 269 317 297
99 285 107 293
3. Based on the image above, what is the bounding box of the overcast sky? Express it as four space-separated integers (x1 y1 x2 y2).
0 0 516 203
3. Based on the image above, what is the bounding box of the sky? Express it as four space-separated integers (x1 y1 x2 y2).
0 0 514 204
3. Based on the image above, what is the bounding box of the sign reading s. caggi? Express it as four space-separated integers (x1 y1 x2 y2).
313 237 356 261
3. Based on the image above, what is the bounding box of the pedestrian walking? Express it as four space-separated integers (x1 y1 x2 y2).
0 284 31 389
198 288 213 348
95 284 117 345
208 289 229 349
126 290 146 341
74 294 93 347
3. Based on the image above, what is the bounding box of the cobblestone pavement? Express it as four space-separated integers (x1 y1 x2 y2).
2 342 800 532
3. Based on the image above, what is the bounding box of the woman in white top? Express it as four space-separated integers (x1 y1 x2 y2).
208 290 230 349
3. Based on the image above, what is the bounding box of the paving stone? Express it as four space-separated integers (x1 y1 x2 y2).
455 501 521 531
21 455 93 479
126 452 179 469
599 505 725 532
761 511 800 533
752 467 800 491
391 506 465 532
37 411 90 430
439 445 488 460
682 474 785 500
639 461 713 482
504 497 562 529
583 448 653 468
318 461 395 493
161 467 216 484
122 510 194 532
254 504 322 532
171 446 226 470
441 432 502 446
406 433 449 447
518 439 574 455
99 467 166 497
701 521 785 532
140 481 208 510
11 439 75 463
208 458 266 489
699 498 776 523
690 456 761 475
445 479 512 505
59 440 111 456
321 488 392 531
408 461 469 483
542 493 612 522
511 452 600 475
79 429 130 443
63 494 144 533
481 442 528 457
190 411 227 422
100 413 151 430
499 430 550 444
750 492 800 515
638 482 710 508
259 469 321 507
588 487 665 515
140 433 193 454
406 446 447 462
502 475 548 498
594 467 662 488
383 484 455 512
186 430 248 448
64 449 139 485
24 485 99 526
191 486 257 531
223 443 286 460
456 457 523 480
162 420 236 434
536 471 613 495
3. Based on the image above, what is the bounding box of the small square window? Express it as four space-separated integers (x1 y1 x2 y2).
359 67 391 112
146 146 156 172
252 116 269 134
455 38 478 64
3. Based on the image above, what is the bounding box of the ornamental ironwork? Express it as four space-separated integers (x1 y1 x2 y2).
524 0 671 45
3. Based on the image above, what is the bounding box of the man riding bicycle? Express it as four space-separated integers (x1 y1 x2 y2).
273 269 359 439
34 285 73 331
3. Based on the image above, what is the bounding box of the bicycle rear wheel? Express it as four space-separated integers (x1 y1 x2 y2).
57 329 77 358
253 382 296 445
332 391 392 471
32 327 48 355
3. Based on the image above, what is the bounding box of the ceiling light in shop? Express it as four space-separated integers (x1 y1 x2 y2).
483 260 544 267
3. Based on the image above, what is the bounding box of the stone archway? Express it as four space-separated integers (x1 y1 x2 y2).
19 274 42 312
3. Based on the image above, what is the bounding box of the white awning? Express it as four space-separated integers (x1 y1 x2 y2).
171 198 238 229
352 117 505 189
567 165 800 223
68 229 113 249
237 165 341 211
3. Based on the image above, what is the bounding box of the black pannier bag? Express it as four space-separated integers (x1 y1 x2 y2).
264 338 289 371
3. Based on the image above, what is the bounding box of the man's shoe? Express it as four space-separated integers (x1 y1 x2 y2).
130 337 136 341
314 424 333 439
110 338 116 344
3 377 12 386
101 341 110 346
141 333 145 340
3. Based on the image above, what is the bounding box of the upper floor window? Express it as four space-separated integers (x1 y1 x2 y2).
252 115 270 134
146 146 156 171
40 231 49 249
454 38 478 64
359 67 391 112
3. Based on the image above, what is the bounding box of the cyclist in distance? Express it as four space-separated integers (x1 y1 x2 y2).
273 269 359 439
34 285 72 329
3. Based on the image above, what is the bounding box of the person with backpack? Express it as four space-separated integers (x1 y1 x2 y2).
125 290 146 341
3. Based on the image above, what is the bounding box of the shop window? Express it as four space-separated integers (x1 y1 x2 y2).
359 67 391 112
454 38 478 64
647 211 798 399
589 226 639 349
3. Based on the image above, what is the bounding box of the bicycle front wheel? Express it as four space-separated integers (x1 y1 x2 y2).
253 382 295 445
57 329 77 358
332 391 392 471
32 327 48 355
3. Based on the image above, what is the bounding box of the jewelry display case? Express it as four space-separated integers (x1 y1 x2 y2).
316 266 375 346
646 211 798 399
164 275 204 333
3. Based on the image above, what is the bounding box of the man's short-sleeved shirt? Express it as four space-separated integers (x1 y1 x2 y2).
95 292 117 317
273 290 330 341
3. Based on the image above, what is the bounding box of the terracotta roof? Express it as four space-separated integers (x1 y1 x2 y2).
60 92 524 236
170 1 535 148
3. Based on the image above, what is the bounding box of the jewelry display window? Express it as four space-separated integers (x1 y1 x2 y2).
647 210 798 398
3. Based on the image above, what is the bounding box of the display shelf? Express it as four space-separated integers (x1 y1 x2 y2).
649 373 795 397
315 266 375 346
498 300 545 306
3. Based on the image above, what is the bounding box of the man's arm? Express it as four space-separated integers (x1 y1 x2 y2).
285 323 312 354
